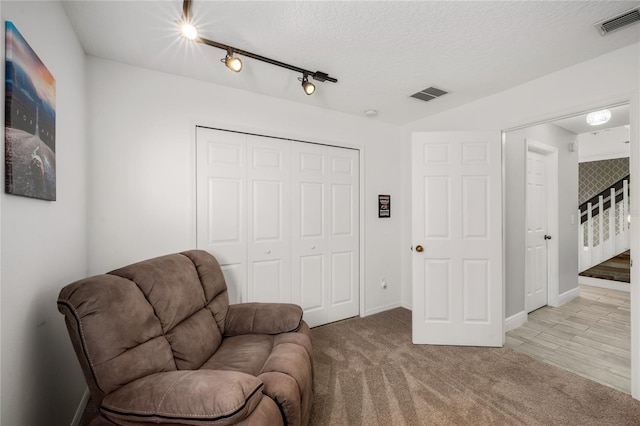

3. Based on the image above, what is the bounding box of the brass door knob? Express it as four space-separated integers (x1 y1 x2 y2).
415 245 424 252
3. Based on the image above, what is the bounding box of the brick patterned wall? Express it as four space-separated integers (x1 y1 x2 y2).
579 158 629 245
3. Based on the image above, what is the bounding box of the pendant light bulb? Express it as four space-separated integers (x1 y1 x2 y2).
301 74 316 95
224 51 243 73
180 22 198 40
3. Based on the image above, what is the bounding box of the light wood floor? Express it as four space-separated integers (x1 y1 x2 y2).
506 285 631 394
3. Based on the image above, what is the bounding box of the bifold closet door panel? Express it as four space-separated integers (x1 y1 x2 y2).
291 143 360 327
327 147 360 323
246 135 291 303
291 143 330 327
196 127 247 304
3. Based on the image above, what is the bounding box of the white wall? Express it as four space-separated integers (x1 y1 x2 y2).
1 2 88 425
504 124 578 317
86 57 403 317
578 125 630 162
400 43 640 311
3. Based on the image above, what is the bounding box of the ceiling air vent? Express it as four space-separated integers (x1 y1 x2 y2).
595 7 640 35
410 86 448 102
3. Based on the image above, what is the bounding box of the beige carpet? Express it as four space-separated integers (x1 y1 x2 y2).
81 307 640 425
309 308 640 425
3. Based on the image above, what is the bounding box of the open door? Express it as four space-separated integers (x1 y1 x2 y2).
412 131 503 346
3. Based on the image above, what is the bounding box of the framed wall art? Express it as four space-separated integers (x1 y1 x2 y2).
378 194 390 218
5 21 56 201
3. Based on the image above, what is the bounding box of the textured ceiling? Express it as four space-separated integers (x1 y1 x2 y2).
62 1 640 125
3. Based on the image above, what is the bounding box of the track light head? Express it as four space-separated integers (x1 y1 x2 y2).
303 81 315 95
223 50 243 72
180 21 198 40
300 74 316 95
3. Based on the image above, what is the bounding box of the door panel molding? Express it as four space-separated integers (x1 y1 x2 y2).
525 139 559 308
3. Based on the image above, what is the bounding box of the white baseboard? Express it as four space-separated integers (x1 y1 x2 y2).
579 276 630 292
505 311 527 332
400 301 412 311
364 302 401 317
71 388 90 426
557 286 581 306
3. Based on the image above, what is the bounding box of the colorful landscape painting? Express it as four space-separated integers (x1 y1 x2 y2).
5 21 56 201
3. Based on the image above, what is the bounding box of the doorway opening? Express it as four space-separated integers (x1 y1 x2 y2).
505 103 632 394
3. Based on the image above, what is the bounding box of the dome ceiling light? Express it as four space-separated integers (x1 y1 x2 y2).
586 109 612 126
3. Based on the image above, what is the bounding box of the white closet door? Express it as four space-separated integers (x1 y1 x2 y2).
291 143 328 326
292 143 359 327
327 147 359 323
197 127 359 327
246 135 291 303
196 127 247 304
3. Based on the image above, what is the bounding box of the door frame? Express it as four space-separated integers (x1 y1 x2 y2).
192 122 366 321
525 139 560 309
501 95 638 400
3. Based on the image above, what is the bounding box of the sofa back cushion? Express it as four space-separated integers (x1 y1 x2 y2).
110 254 206 332
58 250 231 403
181 250 230 334
58 274 177 398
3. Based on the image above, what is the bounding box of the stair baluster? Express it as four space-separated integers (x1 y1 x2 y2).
579 177 630 272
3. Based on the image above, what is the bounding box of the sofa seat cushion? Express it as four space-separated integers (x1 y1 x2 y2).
201 334 274 376
201 331 313 426
100 370 263 426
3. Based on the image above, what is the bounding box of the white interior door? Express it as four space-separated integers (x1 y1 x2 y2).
246 135 291 303
291 143 359 327
525 148 549 312
412 131 503 346
327 147 360 323
196 127 247 304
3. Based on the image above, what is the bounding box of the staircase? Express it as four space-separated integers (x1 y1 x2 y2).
579 175 630 273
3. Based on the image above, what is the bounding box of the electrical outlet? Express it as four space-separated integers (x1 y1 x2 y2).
381 279 388 289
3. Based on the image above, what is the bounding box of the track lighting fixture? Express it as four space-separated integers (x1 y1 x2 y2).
223 49 243 73
180 22 198 40
178 0 337 94
179 0 198 40
300 74 316 95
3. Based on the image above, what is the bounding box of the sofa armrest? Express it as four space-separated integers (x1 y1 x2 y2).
224 303 303 336
100 370 263 425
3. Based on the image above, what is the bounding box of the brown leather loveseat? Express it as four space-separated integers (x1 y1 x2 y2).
58 250 313 425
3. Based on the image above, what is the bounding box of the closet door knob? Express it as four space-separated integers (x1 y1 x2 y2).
311 245 316 250
266 249 271 254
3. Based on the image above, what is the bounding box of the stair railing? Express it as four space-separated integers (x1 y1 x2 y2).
579 175 630 272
